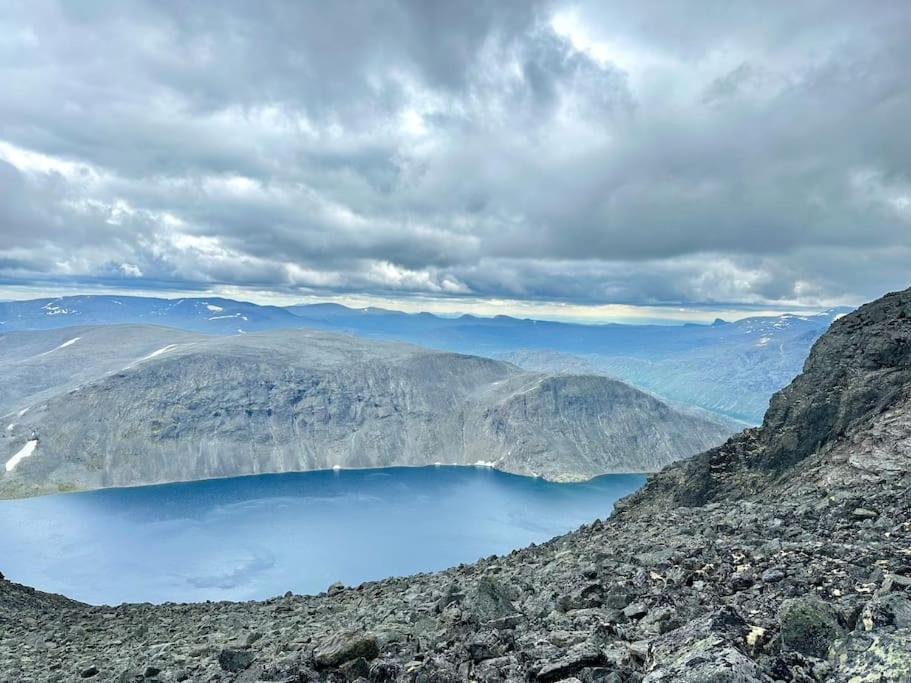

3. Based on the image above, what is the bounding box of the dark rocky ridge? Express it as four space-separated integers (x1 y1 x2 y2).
2 288 911 681
628 287 911 512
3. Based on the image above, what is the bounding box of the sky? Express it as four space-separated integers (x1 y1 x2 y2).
0 1 909 322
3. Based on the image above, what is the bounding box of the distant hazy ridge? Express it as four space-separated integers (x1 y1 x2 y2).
0 294 846 423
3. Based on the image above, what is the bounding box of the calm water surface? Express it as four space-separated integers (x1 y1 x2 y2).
0 466 644 604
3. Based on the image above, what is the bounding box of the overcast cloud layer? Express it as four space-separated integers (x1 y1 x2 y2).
1 0 909 311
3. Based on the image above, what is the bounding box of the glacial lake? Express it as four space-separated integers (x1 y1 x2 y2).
0 466 644 605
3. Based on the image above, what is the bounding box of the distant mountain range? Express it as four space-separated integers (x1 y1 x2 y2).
0 295 850 422
0 325 730 497
0 295 301 334
286 303 849 423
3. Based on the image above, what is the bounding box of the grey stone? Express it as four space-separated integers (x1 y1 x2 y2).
760 568 784 583
779 595 845 658
883 573 911 592
313 632 379 669
642 646 764 682
622 602 648 619
218 647 254 672
536 643 606 682
465 575 517 622
861 594 911 631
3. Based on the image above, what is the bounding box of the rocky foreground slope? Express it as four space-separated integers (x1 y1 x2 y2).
0 326 729 497
2 288 911 681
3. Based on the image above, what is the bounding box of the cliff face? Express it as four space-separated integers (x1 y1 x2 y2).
1 289 910 682
760 290 911 470
628 287 911 511
0 326 730 497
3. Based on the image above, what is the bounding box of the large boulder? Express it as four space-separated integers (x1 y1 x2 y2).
464 575 518 623
313 631 379 669
779 594 845 658
642 646 765 683
536 642 606 682
217 647 253 672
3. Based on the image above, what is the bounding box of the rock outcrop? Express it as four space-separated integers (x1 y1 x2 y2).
1 287 910 681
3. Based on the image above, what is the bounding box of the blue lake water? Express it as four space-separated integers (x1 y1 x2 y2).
0 466 644 605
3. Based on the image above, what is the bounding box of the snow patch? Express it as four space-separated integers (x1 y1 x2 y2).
474 460 496 468
32 336 81 358
756 336 772 347
5 423 13 431
129 345 180 368
17 407 28 417
42 302 73 316
205 304 224 312
332 464 342 471
5 440 37 472
208 313 248 321
141 344 178 361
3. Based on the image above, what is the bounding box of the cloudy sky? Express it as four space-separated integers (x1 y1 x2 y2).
1 1 909 320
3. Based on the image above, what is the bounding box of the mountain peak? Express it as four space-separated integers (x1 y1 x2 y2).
759 286 911 469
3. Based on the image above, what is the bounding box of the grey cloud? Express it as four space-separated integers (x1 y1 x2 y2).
0 0 909 308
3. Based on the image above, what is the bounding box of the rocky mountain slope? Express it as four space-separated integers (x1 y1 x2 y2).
627 286 911 512
0 326 730 497
1 288 908 682
0 325 207 416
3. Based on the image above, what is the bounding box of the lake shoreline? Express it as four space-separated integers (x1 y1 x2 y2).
0 460 656 501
